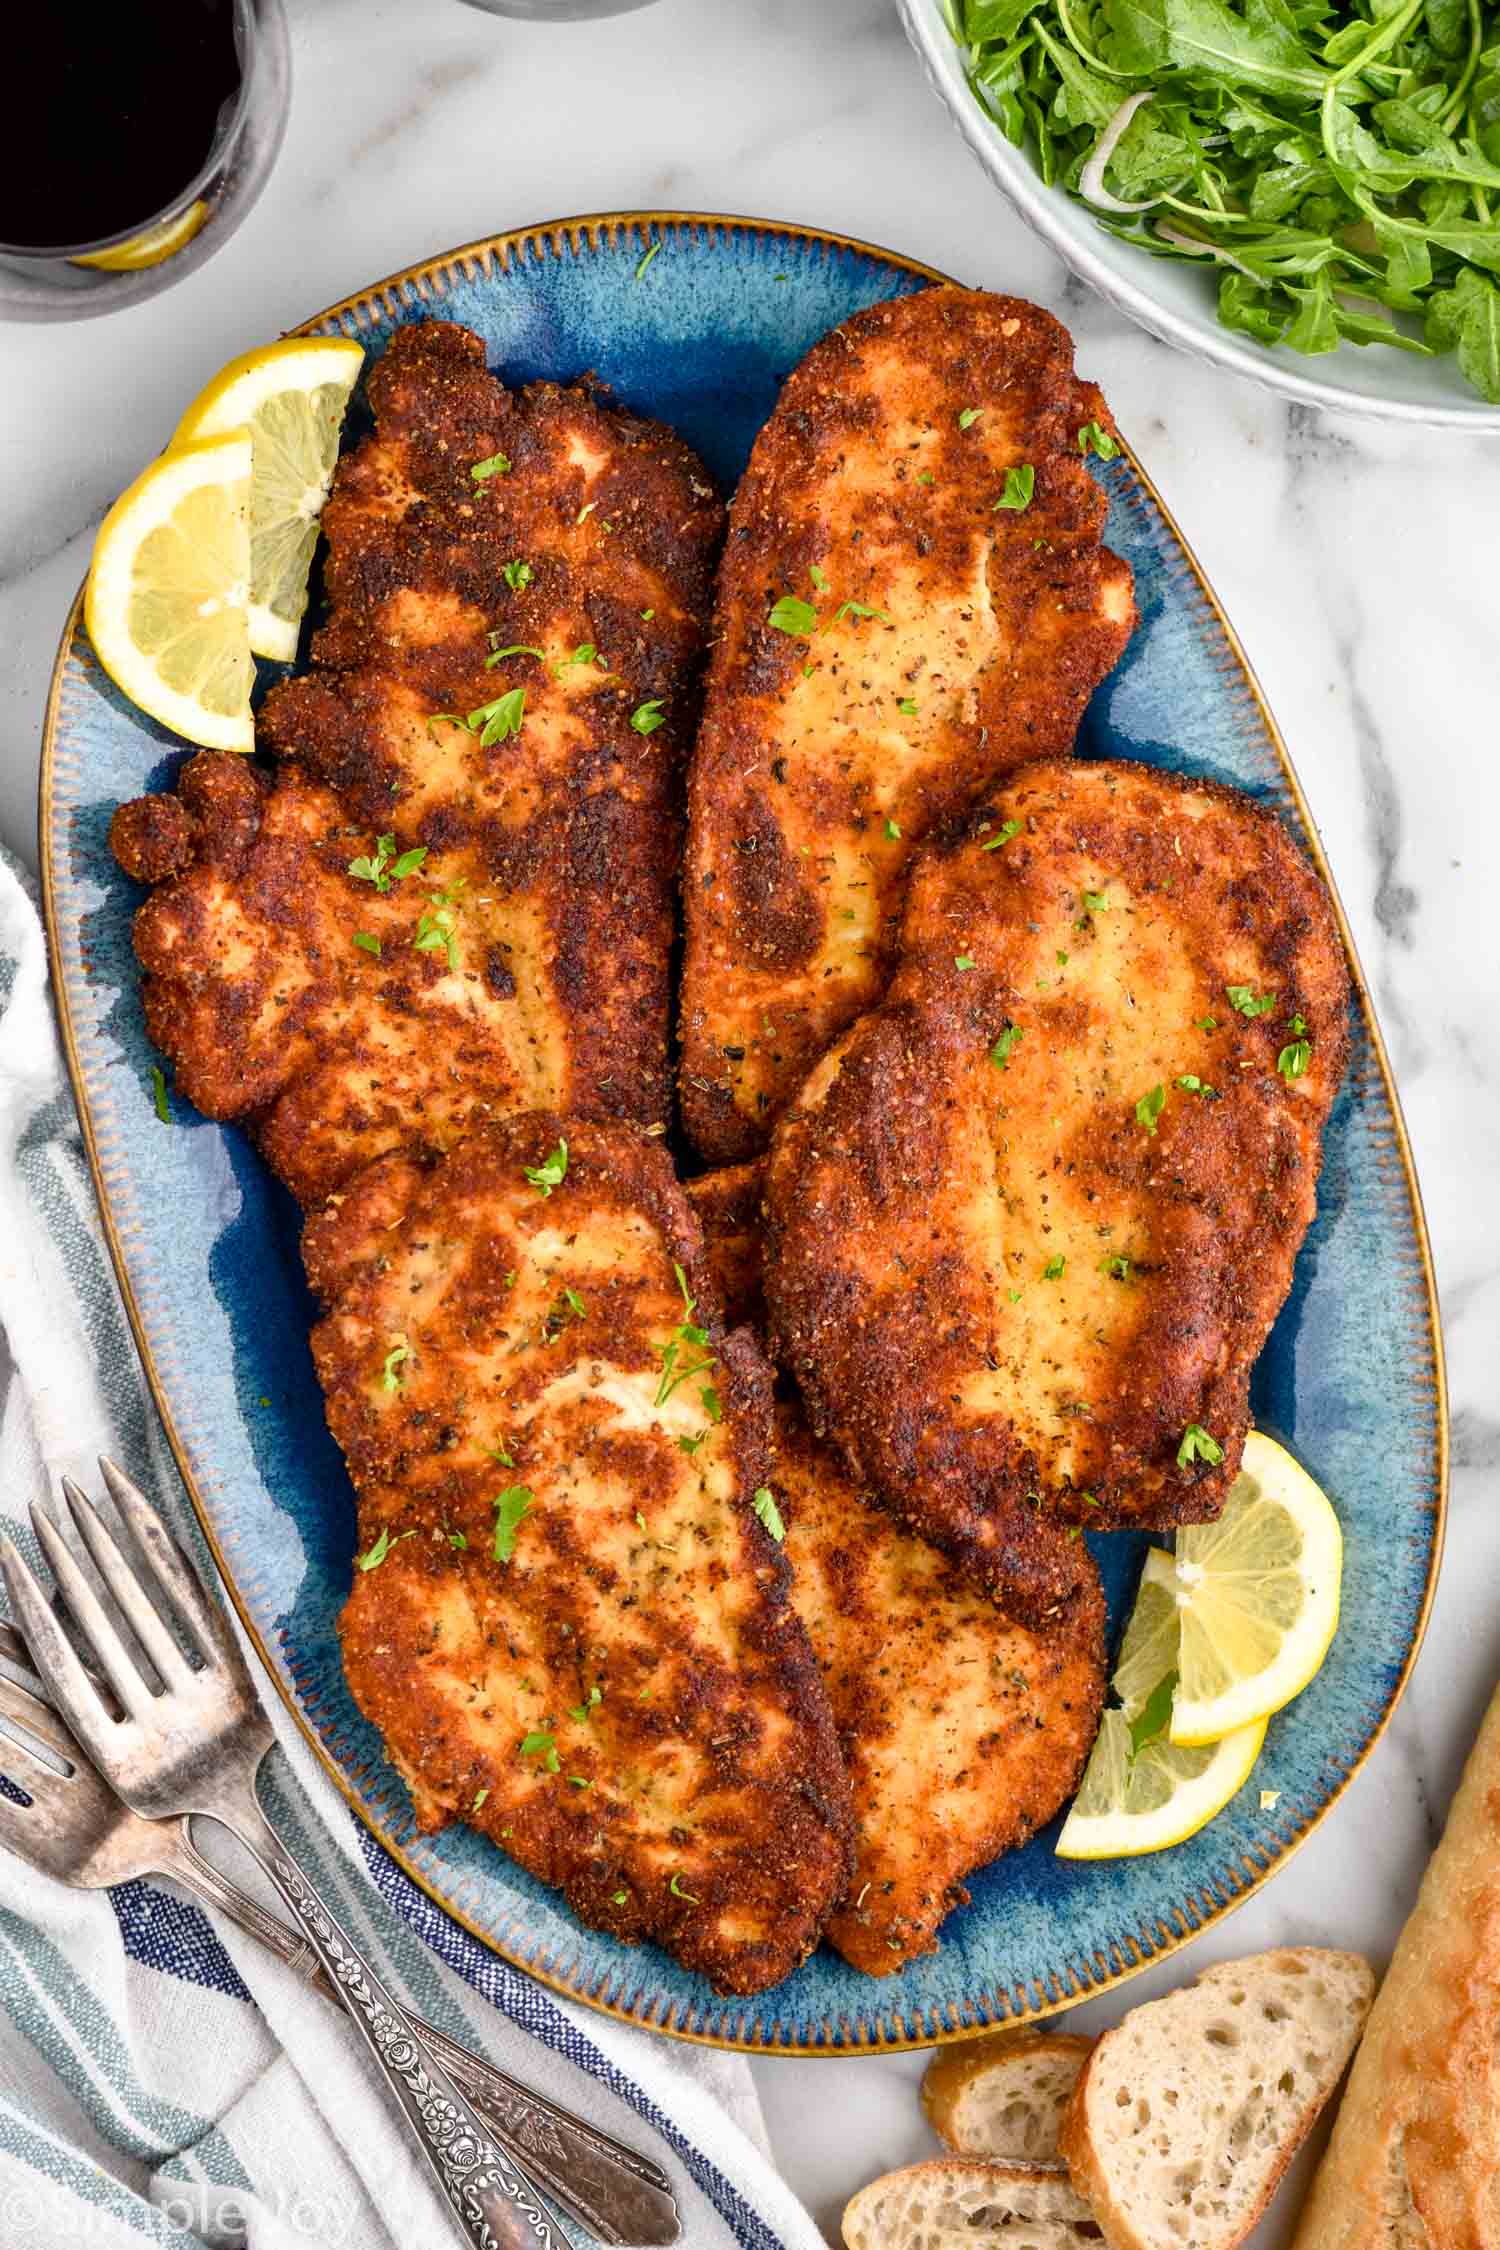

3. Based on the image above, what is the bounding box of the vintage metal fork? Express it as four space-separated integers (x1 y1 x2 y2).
0 1623 678 2247
1 1461 604 2250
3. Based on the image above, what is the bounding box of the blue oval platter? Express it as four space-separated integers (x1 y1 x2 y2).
41 213 1446 2053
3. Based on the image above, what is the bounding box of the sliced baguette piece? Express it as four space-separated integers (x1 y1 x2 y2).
844 2161 1103 2250
923 2032 1094 2164
1059 1948 1374 2250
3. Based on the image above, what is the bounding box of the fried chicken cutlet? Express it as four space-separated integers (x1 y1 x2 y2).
764 759 1351 1620
302 1114 852 1995
678 287 1136 1164
110 320 723 1205
685 1170 1106 1975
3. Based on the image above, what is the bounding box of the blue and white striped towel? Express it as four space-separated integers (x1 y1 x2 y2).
0 842 821 2250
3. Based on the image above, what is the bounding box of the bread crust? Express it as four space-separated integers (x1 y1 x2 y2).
1290 1683 1500 2250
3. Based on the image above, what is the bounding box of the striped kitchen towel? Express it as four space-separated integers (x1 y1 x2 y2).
0 842 821 2250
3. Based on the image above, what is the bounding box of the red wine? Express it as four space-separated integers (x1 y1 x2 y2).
4 2 244 252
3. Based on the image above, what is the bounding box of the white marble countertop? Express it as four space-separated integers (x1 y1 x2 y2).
2 1 1497 2242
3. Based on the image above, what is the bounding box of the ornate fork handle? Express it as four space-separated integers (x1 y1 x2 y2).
169 1819 678 2244
221 1796 557 2250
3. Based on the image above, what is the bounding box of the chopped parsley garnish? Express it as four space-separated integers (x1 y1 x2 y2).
884 817 901 840
485 641 544 670
958 406 982 429
897 698 918 717
502 559 533 592
655 1260 718 1414
1080 889 1110 912
1100 1254 1133 1281
472 1787 488 1809
996 464 1035 512
834 598 892 625
990 1022 1024 1069
981 820 1021 851
381 1336 410 1392
413 883 465 972
1007 1287 1024 1303
1129 1670 1179 1758
483 1435 516 1468
630 698 666 735
465 689 526 745
1078 421 1120 461
1042 1254 1067 1279
668 1873 700 1902
612 1889 628 1906
917 470 935 485
471 452 511 480
634 239 661 282
751 1486 785 1542
523 1139 568 1198
1176 1074 1217 1097
768 595 818 637
352 931 381 956
570 1685 602 1722
519 1729 559 1773
357 1525 415 1572
492 1485 535 1564
1135 1083 1166 1136
149 1066 171 1123
1177 1423 1225 1469
449 1530 468 1549
576 502 597 525
1056 949 1069 966
542 1288 587 1341
809 563 830 592
1227 985 1277 1018
1278 1035 1312 1080
954 953 976 971
640 606 655 621
348 834 427 892
1197 1014 1218 1033
557 641 599 672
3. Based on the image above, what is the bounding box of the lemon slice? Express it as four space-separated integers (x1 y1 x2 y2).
173 336 364 660
1166 1432 1342 1745
72 199 209 272
1055 1707 1266 1860
85 431 255 753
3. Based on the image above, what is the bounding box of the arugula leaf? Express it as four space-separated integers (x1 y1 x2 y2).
946 0 1500 399
630 698 666 735
1078 418 1121 457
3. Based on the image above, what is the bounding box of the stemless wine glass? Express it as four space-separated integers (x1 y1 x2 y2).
0 0 291 324
455 0 661 18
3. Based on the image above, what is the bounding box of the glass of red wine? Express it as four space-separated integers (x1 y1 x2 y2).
1 0 290 322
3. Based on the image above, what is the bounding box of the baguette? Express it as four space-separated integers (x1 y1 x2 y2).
1291 1678 1500 2249
923 2032 1094 2164
843 2160 1103 2250
1059 1948 1373 2250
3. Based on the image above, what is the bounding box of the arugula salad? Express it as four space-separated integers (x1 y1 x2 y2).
942 0 1500 400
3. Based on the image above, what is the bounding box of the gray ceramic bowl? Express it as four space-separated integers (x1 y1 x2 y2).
899 0 1500 430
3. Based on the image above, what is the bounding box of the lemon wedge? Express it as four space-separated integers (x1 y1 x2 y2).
1166 1432 1343 1745
173 335 364 660
85 431 255 753
1055 1707 1266 1860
